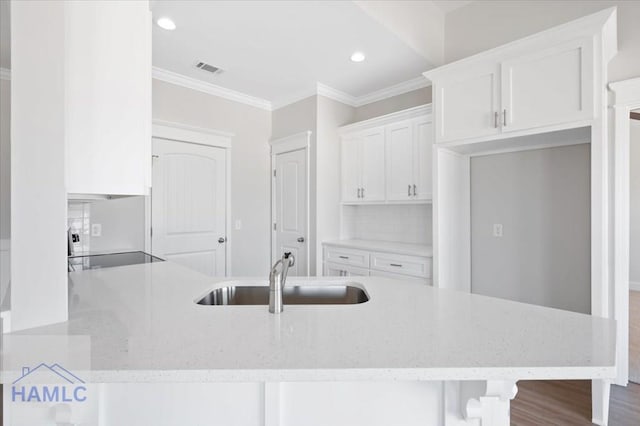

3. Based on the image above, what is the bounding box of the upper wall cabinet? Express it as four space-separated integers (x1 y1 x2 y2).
501 39 593 132
437 64 501 143
425 11 614 146
386 117 433 201
65 1 152 196
341 128 386 203
340 105 432 205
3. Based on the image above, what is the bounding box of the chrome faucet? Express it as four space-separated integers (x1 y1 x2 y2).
269 252 295 313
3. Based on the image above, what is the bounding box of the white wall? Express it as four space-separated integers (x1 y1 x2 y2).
445 0 640 82
470 144 591 314
0 78 9 241
68 197 146 255
11 1 68 330
316 96 355 273
1 78 10 306
153 79 272 277
342 204 432 245
353 87 431 122
630 120 640 287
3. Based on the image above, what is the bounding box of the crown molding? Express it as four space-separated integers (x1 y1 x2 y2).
0 64 431 112
353 76 431 107
152 66 272 111
0 68 11 81
272 77 431 111
316 83 357 106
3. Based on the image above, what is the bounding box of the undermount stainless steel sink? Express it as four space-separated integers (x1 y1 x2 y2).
196 285 369 306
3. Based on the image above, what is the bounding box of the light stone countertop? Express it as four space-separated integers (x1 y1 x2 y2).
322 239 433 257
6 261 615 383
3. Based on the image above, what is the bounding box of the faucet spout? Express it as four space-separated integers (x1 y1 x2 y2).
269 252 295 313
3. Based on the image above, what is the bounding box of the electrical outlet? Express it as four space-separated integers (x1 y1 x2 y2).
91 223 102 237
235 220 242 230
493 224 503 237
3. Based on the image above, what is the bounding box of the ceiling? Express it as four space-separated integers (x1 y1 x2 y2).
0 1 475 107
151 0 439 106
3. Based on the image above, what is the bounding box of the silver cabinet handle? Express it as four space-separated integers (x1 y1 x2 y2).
297 237 305 243
390 263 403 267
218 237 226 244
356 188 360 198
494 112 499 128
338 255 349 259
413 184 417 196
361 187 365 198
503 109 507 127
408 185 411 197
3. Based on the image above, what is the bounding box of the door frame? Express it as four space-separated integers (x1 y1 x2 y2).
269 131 311 276
147 119 234 276
609 77 640 386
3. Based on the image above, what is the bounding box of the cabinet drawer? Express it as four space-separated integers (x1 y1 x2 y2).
324 247 370 268
370 252 431 278
323 262 370 277
369 269 431 285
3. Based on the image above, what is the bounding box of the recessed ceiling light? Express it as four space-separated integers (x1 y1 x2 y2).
350 51 366 63
157 17 176 31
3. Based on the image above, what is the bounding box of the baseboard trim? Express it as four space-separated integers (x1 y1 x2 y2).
630 281 640 292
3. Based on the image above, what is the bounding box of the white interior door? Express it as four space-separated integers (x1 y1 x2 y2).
151 138 227 277
274 148 307 276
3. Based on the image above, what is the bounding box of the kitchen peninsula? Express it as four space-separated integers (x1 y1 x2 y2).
3 261 616 426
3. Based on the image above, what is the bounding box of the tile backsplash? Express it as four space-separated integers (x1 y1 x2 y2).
67 202 91 254
342 204 432 245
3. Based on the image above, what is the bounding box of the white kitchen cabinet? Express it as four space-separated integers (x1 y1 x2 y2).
360 129 386 201
340 128 385 203
435 63 501 143
386 117 433 201
341 137 361 203
414 118 433 201
428 36 595 145
323 262 370 277
501 38 593 132
385 120 414 201
340 105 431 204
323 242 432 284
65 1 152 196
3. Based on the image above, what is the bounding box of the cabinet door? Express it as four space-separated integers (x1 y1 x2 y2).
341 136 361 203
413 118 433 201
436 64 500 143
360 128 386 202
501 38 593 132
66 1 151 195
385 121 415 201
323 262 369 277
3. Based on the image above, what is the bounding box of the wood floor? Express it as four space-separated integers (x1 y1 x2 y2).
630 290 639 384
511 380 640 425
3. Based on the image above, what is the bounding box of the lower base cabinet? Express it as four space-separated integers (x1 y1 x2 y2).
323 244 432 284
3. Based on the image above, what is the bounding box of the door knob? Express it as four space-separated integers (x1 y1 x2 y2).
218 237 226 244
297 237 305 243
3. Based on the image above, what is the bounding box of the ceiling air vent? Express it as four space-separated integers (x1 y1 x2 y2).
196 62 222 75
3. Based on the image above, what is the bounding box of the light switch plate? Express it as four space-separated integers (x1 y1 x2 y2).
235 220 242 230
91 223 102 237
493 224 503 237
